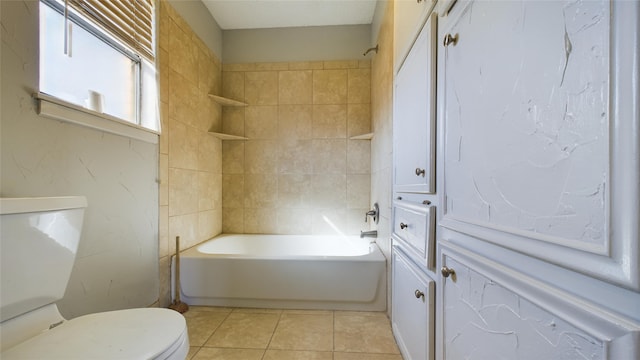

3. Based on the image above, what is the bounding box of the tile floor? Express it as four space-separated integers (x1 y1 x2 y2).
184 306 403 360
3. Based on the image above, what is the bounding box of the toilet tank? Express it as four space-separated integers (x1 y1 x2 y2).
0 197 87 323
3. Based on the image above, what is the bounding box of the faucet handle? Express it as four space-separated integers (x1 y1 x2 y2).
364 203 380 224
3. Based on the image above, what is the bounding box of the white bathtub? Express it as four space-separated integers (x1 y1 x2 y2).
173 234 387 311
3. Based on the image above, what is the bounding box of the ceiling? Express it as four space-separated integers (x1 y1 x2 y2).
201 0 378 30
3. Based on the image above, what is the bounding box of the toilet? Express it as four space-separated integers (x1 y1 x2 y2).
0 196 189 359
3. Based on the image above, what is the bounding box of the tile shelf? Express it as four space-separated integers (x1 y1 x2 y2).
208 132 248 140
349 133 374 140
208 94 249 140
208 94 248 107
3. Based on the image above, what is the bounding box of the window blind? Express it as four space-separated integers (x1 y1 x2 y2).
68 0 155 60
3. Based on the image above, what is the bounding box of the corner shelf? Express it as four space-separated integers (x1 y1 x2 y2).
349 132 374 140
207 94 248 140
208 94 248 107
208 131 248 140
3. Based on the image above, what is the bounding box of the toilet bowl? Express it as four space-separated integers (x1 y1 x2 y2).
0 197 189 359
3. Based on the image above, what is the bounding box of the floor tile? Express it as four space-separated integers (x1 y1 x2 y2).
269 312 334 351
191 347 265 360
186 346 200 360
232 307 283 315
336 310 385 317
263 349 333 360
205 312 280 349
189 306 234 313
184 307 402 359
282 309 333 315
334 352 404 360
183 308 231 346
334 313 400 354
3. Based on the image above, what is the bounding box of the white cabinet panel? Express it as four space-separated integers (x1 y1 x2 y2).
392 199 435 268
392 247 435 360
394 13 437 194
394 0 436 72
439 0 639 290
440 242 640 360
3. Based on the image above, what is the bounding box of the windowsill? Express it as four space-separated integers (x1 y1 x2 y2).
34 92 159 144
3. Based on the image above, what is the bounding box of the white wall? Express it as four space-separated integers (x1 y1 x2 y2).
371 0 388 47
1 0 159 318
223 24 372 63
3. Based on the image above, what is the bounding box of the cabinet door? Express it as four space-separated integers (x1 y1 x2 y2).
394 0 436 71
393 13 437 194
439 0 639 290
440 243 640 359
392 247 435 360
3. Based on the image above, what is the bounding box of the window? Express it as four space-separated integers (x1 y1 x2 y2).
39 0 159 132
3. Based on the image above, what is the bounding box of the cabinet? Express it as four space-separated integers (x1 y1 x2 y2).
392 199 435 268
393 13 437 194
440 242 639 359
391 8 439 360
394 0 436 72
439 0 638 291
437 0 640 358
392 247 434 360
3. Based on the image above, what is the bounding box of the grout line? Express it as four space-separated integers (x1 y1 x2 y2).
201 308 232 348
332 310 336 353
188 346 201 360
260 308 283 359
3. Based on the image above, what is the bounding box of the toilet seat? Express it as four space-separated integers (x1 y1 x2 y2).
1 308 188 360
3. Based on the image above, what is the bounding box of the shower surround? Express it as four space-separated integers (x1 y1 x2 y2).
221 60 372 235
157 0 373 307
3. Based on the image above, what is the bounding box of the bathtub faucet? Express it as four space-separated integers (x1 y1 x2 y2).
365 203 379 224
360 230 378 238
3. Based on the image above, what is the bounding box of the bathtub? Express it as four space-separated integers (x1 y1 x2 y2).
172 234 387 311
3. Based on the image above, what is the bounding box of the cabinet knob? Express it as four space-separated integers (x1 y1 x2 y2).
443 33 459 47
415 168 426 177
441 266 456 278
414 289 425 299
400 222 408 230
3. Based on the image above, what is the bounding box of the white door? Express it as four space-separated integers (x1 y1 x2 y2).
393 13 437 194
437 0 640 358
440 243 639 359
439 0 639 291
392 247 434 360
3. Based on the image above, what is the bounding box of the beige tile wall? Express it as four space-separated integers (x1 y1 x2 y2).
158 0 223 306
371 1 395 315
156 1 376 306
221 61 372 235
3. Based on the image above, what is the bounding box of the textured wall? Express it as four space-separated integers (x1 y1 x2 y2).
157 1 223 307
220 61 372 235
1 0 159 316
443 256 604 359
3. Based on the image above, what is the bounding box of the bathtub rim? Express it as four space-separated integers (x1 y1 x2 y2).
180 233 386 261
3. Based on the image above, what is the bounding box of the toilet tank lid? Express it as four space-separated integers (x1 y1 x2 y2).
0 196 87 215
